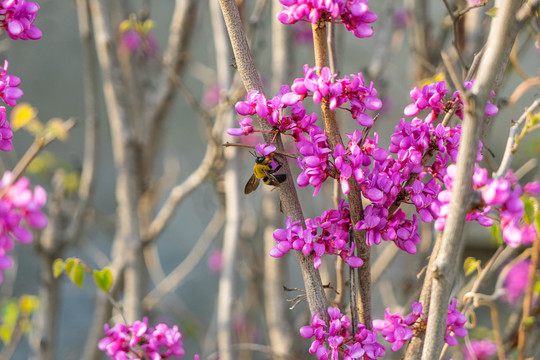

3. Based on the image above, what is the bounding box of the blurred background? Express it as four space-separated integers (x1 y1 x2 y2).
1 0 539 359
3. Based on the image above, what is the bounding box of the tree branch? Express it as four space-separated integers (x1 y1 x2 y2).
218 0 329 320
422 1 526 358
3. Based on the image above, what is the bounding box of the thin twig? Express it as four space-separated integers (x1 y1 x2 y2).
143 137 218 241
2 118 77 196
66 0 100 244
442 0 468 72
222 142 297 159
517 227 540 360
143 208 225 309
144 0 197 171
494 99 540 179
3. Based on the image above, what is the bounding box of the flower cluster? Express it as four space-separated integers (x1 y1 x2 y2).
270 200 362 268
231 73 476 256
373 299 466 351
98 318 184 360
0 60 24 151
351 113 463 254
445 298 468 346
435 164 538 248
0 172 47 283
434 164 492 232
0 107 13 151
372 302 424 352
300 307 386 360
277 0 377 38
301 302 467 359
404 80 498 123
482 174 539 248
0 60 23 107
287 65 382 127
0 0 41 40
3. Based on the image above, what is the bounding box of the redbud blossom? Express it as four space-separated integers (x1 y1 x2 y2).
270 200 362 268
300 307 385 360
277 0 377 39
99 318 184 359
445 298 468 346
0 172 47 283
0 60 23 106
0 107 13 151
502 260 531 305
0 0 42 40
463 339 497 360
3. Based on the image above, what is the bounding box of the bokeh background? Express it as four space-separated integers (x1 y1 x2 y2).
2 0 539 358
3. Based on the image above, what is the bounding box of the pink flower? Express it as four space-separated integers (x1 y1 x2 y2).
207 249 223 273
99 318 184 359
0 107 13 151
0 172 47 283
502 260 531 305
0 60 23 106
277 0 377 39
0 0 42 40
445 298 468 346
463 339 497 360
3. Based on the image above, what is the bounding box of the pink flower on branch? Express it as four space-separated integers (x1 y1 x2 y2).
0 0 42 40
277 0 377 39
0 171 47 283
99 318 184 360
0 60 23 106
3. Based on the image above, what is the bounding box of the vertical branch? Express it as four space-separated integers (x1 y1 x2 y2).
311 20 372 327
209 1 238 359
29 175 64 360
405 0 436 82
218 0 329 319
262 2 295 356
422 1 525 358
67 0 99 243
31 0 99 357
144 0 197 171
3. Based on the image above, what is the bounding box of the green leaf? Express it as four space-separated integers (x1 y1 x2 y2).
535 211 540 238
0 301 19 345
65 257 76 275
93 267 113 293
52 258 65 278
534 275 540 295
73 265 85 288
523 197 536 225
490 224 503 246
464 257 481 276
486 7 498 17
65 258 85 288
524 316 535 328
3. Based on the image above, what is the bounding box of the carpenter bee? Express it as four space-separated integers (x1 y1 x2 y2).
244 155 287 194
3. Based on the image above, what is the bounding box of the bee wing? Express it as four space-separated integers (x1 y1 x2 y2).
244 174 260 194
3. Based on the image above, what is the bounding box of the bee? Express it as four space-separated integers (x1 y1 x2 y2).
244 155 287 194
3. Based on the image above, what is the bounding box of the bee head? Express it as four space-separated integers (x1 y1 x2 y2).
255 156 266 164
